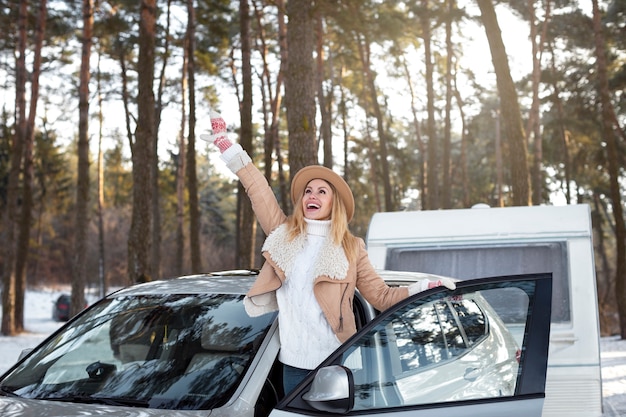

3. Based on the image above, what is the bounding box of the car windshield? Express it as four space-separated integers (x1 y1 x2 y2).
0 292 276 410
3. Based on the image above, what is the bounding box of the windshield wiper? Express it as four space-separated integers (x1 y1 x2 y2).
0 386 19 397
39 394 149 408
91 396 150 407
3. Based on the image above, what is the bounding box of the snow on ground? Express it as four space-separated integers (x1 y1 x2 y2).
1 288 626 415
600 335 626 416
0 287 103 372
0 288 67 370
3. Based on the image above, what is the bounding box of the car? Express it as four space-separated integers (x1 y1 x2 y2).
51 293 71 321
0 270 552 417
52 293 88 321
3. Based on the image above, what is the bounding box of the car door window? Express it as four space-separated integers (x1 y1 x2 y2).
278 274 551 416
452 299 487 345
342 293 517 410
391 300 468 372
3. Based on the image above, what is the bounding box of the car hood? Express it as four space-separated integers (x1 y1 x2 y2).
0 397 212 417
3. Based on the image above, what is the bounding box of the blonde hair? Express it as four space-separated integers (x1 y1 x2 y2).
287 182 360 263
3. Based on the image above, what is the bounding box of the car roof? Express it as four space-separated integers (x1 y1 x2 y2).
108 270 259 298
376 269 455 285
106 269 455 299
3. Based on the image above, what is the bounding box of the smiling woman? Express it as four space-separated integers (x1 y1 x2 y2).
201 110 455 395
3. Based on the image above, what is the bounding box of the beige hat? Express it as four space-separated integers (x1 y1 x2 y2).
291 165 355 222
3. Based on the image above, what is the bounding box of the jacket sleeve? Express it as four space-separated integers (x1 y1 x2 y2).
354 239 409 311
222 145 287 235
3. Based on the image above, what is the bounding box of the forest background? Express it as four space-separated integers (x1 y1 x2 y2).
0 0 625 339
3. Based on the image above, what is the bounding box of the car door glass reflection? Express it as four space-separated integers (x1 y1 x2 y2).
340 286 530 411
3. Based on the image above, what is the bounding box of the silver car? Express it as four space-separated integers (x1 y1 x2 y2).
0 270 552 417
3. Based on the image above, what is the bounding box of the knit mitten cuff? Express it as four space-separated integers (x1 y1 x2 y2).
221 144 252 173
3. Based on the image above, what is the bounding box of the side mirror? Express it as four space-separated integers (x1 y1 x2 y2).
18 348 34 361
302 365 354 414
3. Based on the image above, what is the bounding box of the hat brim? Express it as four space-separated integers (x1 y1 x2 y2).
291 165 355 223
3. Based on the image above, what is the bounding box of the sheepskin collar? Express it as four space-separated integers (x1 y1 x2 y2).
262 223 349 280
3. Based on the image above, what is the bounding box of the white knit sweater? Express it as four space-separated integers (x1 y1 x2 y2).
276 218 342 370
219 146 430 367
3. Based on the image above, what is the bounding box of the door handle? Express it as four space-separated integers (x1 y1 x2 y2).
464 367 481 381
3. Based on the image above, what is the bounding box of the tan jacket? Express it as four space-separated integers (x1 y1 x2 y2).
235 159 409 343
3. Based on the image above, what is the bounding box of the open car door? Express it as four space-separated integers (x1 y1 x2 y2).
271 273 552 417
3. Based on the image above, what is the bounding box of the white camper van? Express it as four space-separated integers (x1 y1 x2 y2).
366 204 602 417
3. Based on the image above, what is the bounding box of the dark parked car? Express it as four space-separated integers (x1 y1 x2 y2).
51 294 71 321
52 293 88 321
1 270 552 417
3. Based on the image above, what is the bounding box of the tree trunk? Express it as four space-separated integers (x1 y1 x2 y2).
253 0 275 183
128 0 156 283
365 121 382 212
151 0 172 280
339 80 349 185
402 56 426 211
253 0 286 212
285 0 317 173
15 0 47 329
238 0 256 268
422 0 439 210
441 0 453 209
275 0 289 210
315 14 333 169
591 0 626 338
495 109 504 206
594 192 616 333
72 0 92 316
96 52 107 298
527 0 550 205
548 40 571 204
176 41 188 276
186 0 202 273
356 32 393 212
452 75 470 208
119 48 134 160
1 0 28 336
478 0 531 206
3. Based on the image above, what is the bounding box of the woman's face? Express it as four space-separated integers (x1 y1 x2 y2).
302 179 334 220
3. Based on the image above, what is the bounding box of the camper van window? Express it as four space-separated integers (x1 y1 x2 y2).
386 242 569 323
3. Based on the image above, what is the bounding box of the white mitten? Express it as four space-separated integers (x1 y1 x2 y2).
433 277 456 290
199 111 233 153
408 278 456 296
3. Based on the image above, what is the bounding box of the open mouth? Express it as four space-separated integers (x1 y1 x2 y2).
307 203 321 210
